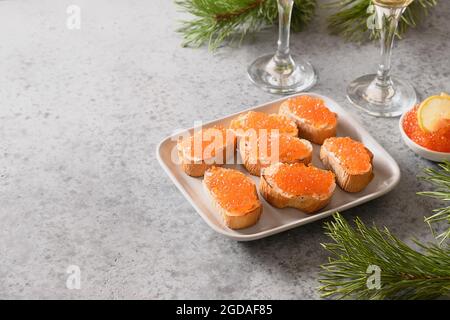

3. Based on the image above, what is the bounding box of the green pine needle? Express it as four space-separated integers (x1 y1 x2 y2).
175 0 317 50
418 161 450 245
319 213 450 299
326 0 438 42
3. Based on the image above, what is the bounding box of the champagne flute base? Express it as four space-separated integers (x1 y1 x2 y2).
346 74 417 117
247 54 317 95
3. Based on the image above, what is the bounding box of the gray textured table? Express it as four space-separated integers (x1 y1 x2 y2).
0 0 449 299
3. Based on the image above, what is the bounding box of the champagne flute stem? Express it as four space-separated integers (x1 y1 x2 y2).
274 0 294 62
374 4 405 86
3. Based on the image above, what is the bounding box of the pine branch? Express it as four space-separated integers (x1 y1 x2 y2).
319 213 450 299
418 161 450 245
326 0 438 42
175 0 316 50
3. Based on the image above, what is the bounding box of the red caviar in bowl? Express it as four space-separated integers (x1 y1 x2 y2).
403 106 450 153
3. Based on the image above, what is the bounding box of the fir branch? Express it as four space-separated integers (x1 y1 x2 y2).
214 0 264 21
418 161 450 245
175 0 316 50
319 213 450 299
292 0 318 32
326 0 438 42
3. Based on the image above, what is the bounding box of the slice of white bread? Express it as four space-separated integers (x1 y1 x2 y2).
320 137 374 193
279 95 337 144
203 167 262 229
260 163 336 214
177 126 236 177
230 111 298 138
239 133 312 176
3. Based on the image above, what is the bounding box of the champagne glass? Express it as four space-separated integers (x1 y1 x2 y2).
247 0 316 94
347 0 417 117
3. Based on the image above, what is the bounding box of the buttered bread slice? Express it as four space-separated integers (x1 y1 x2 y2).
177 126 236 177
260 163 336 214
230 111 298 137
239 133 312 176
279 95 337 144
203 167 262 229
320 137 374 193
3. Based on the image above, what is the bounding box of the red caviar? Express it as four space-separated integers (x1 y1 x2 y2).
230 111 297 136
246 134 311 165
324 137 372 174
286 95 337 127
272 163 335 196
403 106 450 152
180 126 233 159
205 167 258 215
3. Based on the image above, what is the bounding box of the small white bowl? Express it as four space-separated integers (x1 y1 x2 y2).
399 111 450 162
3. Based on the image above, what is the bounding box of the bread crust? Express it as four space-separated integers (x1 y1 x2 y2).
319 144 374 193
239 137 312 176
279 102 337 144
178 147 224 177
259 164 335 214
203 169 262 229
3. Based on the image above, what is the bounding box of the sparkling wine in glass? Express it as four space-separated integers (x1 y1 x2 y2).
346 0 417 117
247 0 317 94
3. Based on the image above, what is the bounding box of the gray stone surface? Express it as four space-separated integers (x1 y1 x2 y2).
0 0 449 299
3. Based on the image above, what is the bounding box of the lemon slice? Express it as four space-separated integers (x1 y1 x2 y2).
417 94 450 132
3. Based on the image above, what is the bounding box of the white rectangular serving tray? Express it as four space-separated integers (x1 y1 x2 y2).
156 93 401 241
